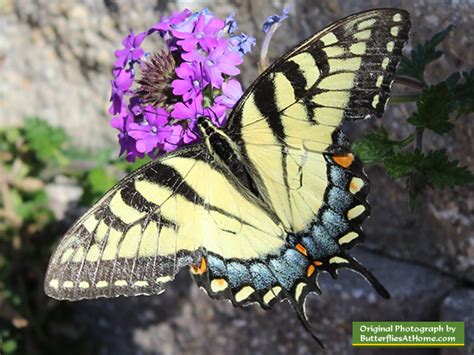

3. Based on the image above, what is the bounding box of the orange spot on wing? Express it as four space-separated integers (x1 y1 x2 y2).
214 278 227 287
333 153 354 168
349 180 358 191
349 177 364 194
307 264 316 277
191 256 207 275
313 260 323 266
295 243 308 256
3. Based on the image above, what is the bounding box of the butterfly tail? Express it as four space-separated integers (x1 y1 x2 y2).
344 253 390 299
289 297 325 349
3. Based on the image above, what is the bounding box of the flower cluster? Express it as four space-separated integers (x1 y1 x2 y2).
108 8 255 161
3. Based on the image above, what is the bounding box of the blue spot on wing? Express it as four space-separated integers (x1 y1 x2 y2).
249 263 277 290
322 209 349 235
269 249 307 290
327 186 353 212
207 255 226 277
227 262 252 288
303 226 340 258
329 165 349 188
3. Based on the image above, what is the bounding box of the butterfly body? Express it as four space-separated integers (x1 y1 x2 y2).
197 116 252 188
45 9 410 345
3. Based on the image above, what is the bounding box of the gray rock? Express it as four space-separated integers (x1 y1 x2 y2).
45 175 83 220
73 248 457 354
440 289 474 355
2 0 473 282
2 0 473 352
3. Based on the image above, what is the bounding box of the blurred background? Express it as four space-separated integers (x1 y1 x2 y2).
0 0 473 354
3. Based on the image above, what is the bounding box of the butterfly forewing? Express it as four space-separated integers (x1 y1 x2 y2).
227 8 410 234
45 146 285 300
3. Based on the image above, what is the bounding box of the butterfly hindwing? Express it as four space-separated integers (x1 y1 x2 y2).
45 146 287 300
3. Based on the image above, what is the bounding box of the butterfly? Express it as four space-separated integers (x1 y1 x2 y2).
45 8 410 346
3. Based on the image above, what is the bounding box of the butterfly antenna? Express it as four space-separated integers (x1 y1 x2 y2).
344 253 390 299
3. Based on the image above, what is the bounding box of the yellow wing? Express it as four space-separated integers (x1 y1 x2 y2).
45 146 285 300
227 9 410 232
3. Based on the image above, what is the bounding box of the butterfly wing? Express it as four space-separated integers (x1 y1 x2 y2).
227 8 410 235
45 145 286 300
220 9 410 330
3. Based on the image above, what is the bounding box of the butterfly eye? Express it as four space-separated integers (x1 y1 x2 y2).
197 116 207 126
197 116 215 136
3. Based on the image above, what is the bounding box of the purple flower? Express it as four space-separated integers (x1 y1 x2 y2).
119 132 144 162
109 81 125 115
109 108 144 161
207 102 228 126
172 94 227 128
128 106 172 154
262 7 289 33
108 8 252 161
172 62 207 101
110 104 129 130
230 33 256 55
151 9 192 32
127 96 144 118
172 94 207 133
114 30 146 68
113 67 134 91
163 124 185 151
172 94 204 121
108 68 134 115
171 11 201 33
224 13 238 33
171 100 200 143
184 40 243 88
215 80 243 108
173 14 224 51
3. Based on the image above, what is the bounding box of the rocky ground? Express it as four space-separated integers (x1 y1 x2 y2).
1 0 473 354
74 249 468 354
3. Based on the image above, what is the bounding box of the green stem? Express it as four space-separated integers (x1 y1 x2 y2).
388 94 420 105
415 128 424 152
394 75 425 89
259 23 281 72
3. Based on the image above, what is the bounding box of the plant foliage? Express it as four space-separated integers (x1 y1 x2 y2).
354 25 474 211
0 120 148 354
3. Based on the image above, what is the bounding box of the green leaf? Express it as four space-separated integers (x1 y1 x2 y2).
384 149 474 188
408 191 418 212
383 149 474 211
446 70 474 115
5 127 21 144
352 128 414 164
15 190 52 223
398 25 454 82
94 148 115 165
383 150 423 179
24 117 69 165
113 155 151 173
80 167 118 205
407 83 453 134
1 339 18 354
419 149 474 189
87 167 117 194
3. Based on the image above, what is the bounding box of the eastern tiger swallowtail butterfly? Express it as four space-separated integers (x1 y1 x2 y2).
45 8 410 346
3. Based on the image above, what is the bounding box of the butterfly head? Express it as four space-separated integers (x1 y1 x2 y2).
196 115 215 138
